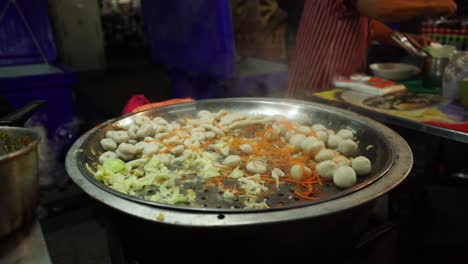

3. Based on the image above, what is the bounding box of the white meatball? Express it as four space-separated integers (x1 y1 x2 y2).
327 135 343 149
297 113 311 125
134 116 151 126
220 146 230 156
154 153 174 166
99 151 118 163
164 136 183 145
337 129 354 140
143 142 160 156
300 136 317 150
315 149 336 162
304 140 324 156
184 138 200 148
155 132 169 140
105 130 116 139
205 131 216 139
333 166 357 189
316 130 328 142
333 155 350 167
120 119 133 130
191 127 206 133
298 126 312 135
200 124 214 131
170 145 185 155
265 130 279 141
246 161 267 174
316 160 337 179
223 155 241 166
197 110 212 118
153 124 168 134
213 127 225 137
312 124 327 132
337 139 358 156
215 109 228 120
100 138 117 151
191 132 206 142
144 137 154 142
290 164 311 180
127 139 138 145
352 156 372 176
128 125 139 139
240 144 253 154
111 131 130 144
167 121 181 131
183 149 195 157
272 123 287 135
289 134 306 148
134 141 147 153
137 123 154 138
171 156 186 167
326 129 336 135
116 149 134 161
153 117 168 125
117 143 136 155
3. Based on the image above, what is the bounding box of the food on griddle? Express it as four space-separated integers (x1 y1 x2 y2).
363 93 440 110
352 156 372 176
89 110 372 209
333 166 357 189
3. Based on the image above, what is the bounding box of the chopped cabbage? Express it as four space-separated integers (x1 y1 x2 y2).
103 159 126 173
229 167 244 179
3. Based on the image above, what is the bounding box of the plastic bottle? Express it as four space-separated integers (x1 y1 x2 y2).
443 51 468 102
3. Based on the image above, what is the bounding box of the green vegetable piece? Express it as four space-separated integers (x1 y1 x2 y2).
103 159 126 173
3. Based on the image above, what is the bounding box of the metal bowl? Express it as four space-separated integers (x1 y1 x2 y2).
66 98 412 227
0 127 40 238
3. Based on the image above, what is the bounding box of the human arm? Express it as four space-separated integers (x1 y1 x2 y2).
352 0 457 22
370 20 433 47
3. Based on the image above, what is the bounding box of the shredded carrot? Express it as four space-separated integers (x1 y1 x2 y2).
181 115 327 202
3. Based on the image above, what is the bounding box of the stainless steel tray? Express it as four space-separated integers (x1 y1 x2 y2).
67 98 406 215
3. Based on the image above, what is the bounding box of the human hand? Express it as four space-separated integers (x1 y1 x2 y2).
430 0 457 17
406 34 434 49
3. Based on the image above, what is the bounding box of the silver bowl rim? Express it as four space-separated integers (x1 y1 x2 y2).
0 126 40 163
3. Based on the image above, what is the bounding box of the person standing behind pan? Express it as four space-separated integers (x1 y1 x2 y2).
287 0 457 97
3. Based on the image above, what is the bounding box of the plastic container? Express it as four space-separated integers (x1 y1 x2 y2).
442 51 468 102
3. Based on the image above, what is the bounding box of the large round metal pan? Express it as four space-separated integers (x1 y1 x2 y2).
66 98 412 226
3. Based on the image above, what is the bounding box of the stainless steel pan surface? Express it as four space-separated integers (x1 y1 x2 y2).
66 98 412 226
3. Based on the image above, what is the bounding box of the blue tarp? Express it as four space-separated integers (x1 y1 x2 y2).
142 0 235 79
0 0 57 66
